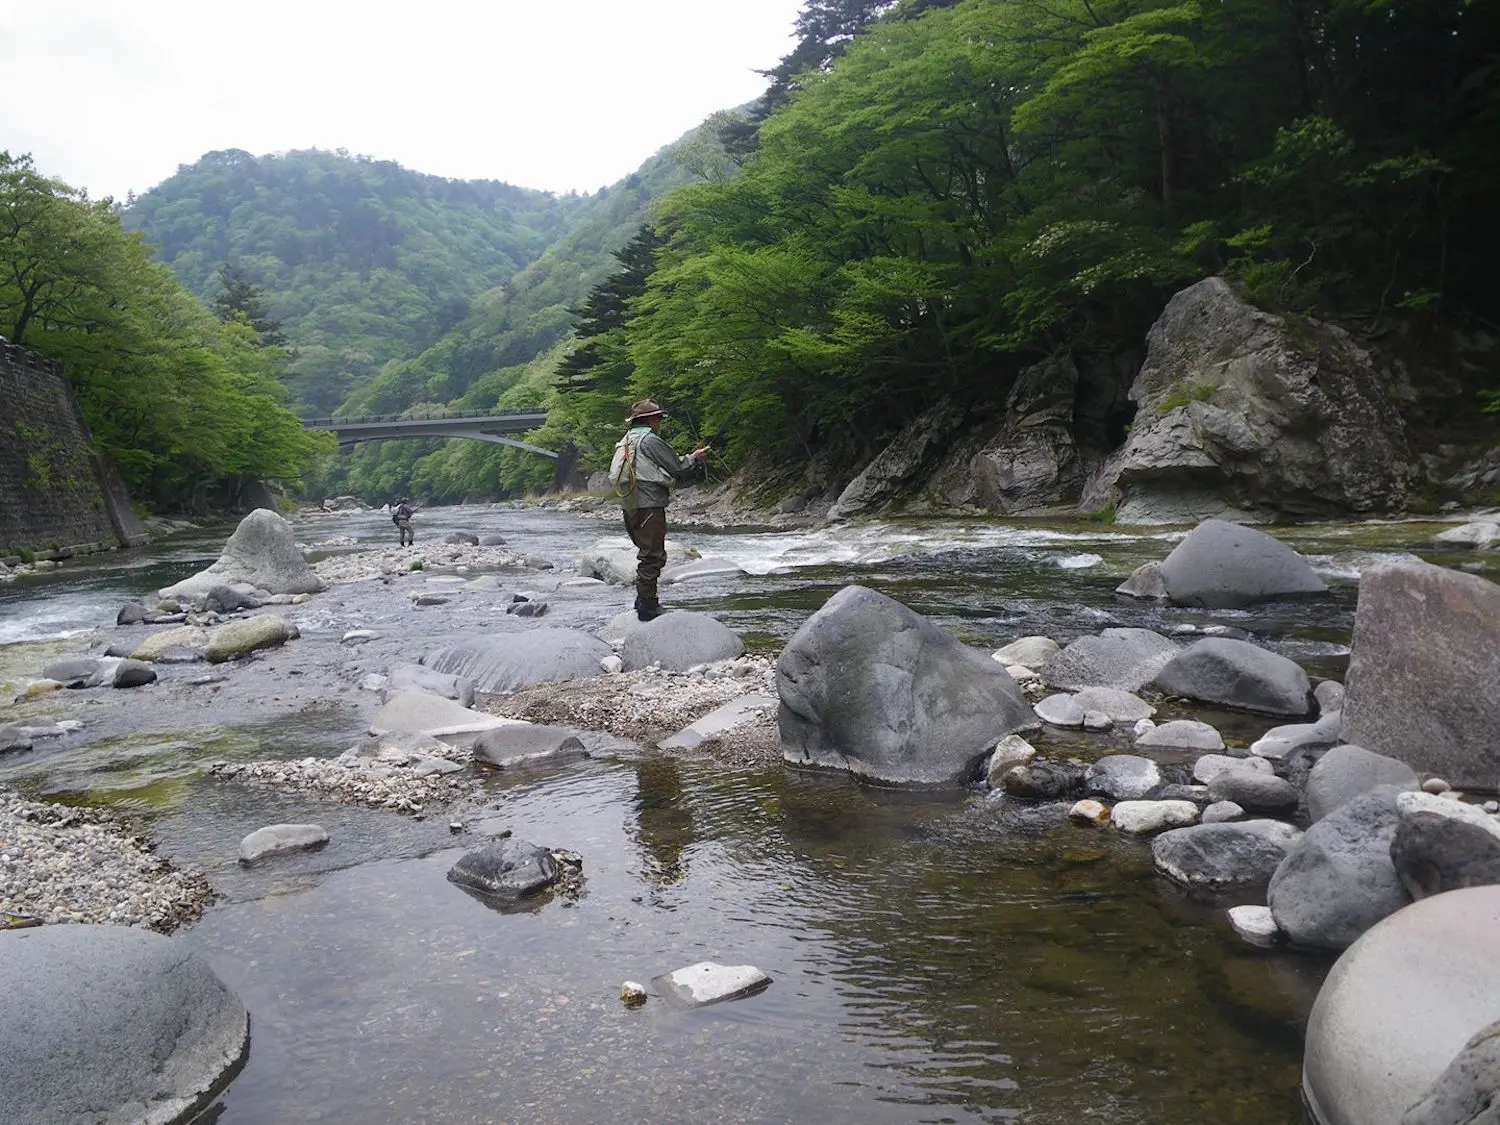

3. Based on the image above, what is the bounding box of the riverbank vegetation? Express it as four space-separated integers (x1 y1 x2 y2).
0 153 330 511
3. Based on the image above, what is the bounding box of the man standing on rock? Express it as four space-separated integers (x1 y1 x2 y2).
611 399 710 621
392 498 416 547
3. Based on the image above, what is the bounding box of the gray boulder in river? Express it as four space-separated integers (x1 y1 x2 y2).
1039 627 1178 693
620 611 745 672
0 924 248 1125
448 838 560 901
1078 276 1414 523
1267 785 1411 950
777 585 1035 786
1401 1017 1500 1125
1155 636 1313 716
423 628 612 692
1341 558 1500 791
159 509 325 599
1303 886 1500 1125
1137 518 1328 608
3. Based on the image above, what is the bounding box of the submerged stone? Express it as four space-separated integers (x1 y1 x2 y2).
652 961 772 1009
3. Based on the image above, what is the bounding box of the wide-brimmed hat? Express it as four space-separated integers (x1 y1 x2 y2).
627 398 667 423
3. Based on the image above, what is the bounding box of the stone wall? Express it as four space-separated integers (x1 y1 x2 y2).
0 343 145 554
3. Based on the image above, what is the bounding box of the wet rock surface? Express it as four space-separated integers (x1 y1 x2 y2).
447 837 561 901
1154 519 1328 608
1155 637 1313 716
1153 820 1303 888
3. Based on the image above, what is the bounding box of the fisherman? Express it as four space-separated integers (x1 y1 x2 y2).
610 399 710 621
391 498 416 546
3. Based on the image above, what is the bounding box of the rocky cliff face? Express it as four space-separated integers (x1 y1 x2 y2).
1078 278 1416 523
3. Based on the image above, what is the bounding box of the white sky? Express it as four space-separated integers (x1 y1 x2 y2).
0 0 805 200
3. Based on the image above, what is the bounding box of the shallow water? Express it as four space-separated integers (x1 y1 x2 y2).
0 505 1489 1124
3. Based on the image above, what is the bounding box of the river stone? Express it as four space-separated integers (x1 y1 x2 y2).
1159 783 1213 805
1268 786 1411 950
1070 798 1111 824
369 691 516 738
1228 904 1281 947
127 625 206 662
1155 519 1328 608
1249 709 1344 760
424 629 613 692
1193 754 1272 784
239 823 329 864
659 694 774 752
1303 886 1500 1125
1433 520 1500 549
117 601 149 626
443 532 480 545
579 538 641 585
653 961 773 1009
1203 800 1245 823
448 838 560 900
1316 680 1346 714
1086 755 1162 801
201 583 262 613
386 662 476 708
1207 768 1300 813
160 508 325 599
985 735 1037 788
1040 627 1179 692
473 724 587 768
1034 693 1085 728
42 657 110 688
0 924 248 1125
621 611 745 672
777 585 1034 786
1391 811 1500 904
1116 561 1168 600
112 659 157 689
1083 710 1113 731
992 636 1061 669
1136 719 1224 751
1401 1019 1500 1125
1073 686 1155 722
1153 819 1303 888
1306 744 1421 821
205 613 291 663
1155 637 1313 716
413 756 463 777
1111 799 1199 835
1341 559 1500 791
661 557 747 585
1001 761 1083 800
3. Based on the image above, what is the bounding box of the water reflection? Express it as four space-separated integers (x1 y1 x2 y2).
630 754 697 894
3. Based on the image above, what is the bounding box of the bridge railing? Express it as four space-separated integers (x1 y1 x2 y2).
303 407 548 427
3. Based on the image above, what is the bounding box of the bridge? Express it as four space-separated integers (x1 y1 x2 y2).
303 408 555 458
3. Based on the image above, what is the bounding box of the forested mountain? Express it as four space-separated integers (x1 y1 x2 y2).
123 149 586 413
0 153 327 511
551 0 1499 490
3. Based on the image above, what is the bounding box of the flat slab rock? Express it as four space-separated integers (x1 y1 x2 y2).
659 694 774 752
651 961 772 1009
0 924 249 1125
239 823 328 864
369 691 519 738
472 724 587 769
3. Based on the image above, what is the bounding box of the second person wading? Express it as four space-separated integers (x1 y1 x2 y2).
611 398 710 621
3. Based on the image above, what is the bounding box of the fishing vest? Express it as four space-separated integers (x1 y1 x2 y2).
609 426 674 494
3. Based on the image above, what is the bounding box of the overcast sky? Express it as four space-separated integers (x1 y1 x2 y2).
0 0 805 200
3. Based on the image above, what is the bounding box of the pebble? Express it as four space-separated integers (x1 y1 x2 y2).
342 630 381 645
599 655 624 674
1486 802 1499 815
1111 799 1199 835
1082 711 1113 732
620 981 648 1008
1069 799 1110 825
1202 800 1245 824
1422 777 1452 795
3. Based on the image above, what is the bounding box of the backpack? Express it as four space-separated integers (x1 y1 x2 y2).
609 430 643 497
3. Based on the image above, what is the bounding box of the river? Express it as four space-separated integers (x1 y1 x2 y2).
1 505 1490 1125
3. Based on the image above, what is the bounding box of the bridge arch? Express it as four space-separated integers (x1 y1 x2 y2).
303 409 556 458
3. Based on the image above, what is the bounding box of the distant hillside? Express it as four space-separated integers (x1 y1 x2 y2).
123 148 585 413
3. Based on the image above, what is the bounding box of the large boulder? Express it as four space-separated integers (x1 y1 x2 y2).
1039 628 1179 692
777 585 1034 786
620 611 745 672
1153 519 1327 608
1303 886 1500 1125
1306 744 1421 821
1079 277 1414 523
1390 791 1500 902
386 663 476 708
0 924 248 1125
160 508 325 599
423 629 613 693
579 538 644 585
1401 1019 1500 1125
827 397 969 520
1341 559 1500 791
1152 820 1303 889
1267 786 1411 950
205 614 291 664
1155 637 1313 716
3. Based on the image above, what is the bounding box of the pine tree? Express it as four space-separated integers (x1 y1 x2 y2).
212 264 286 348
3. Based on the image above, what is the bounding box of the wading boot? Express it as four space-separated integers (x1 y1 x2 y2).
634 595 665 623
